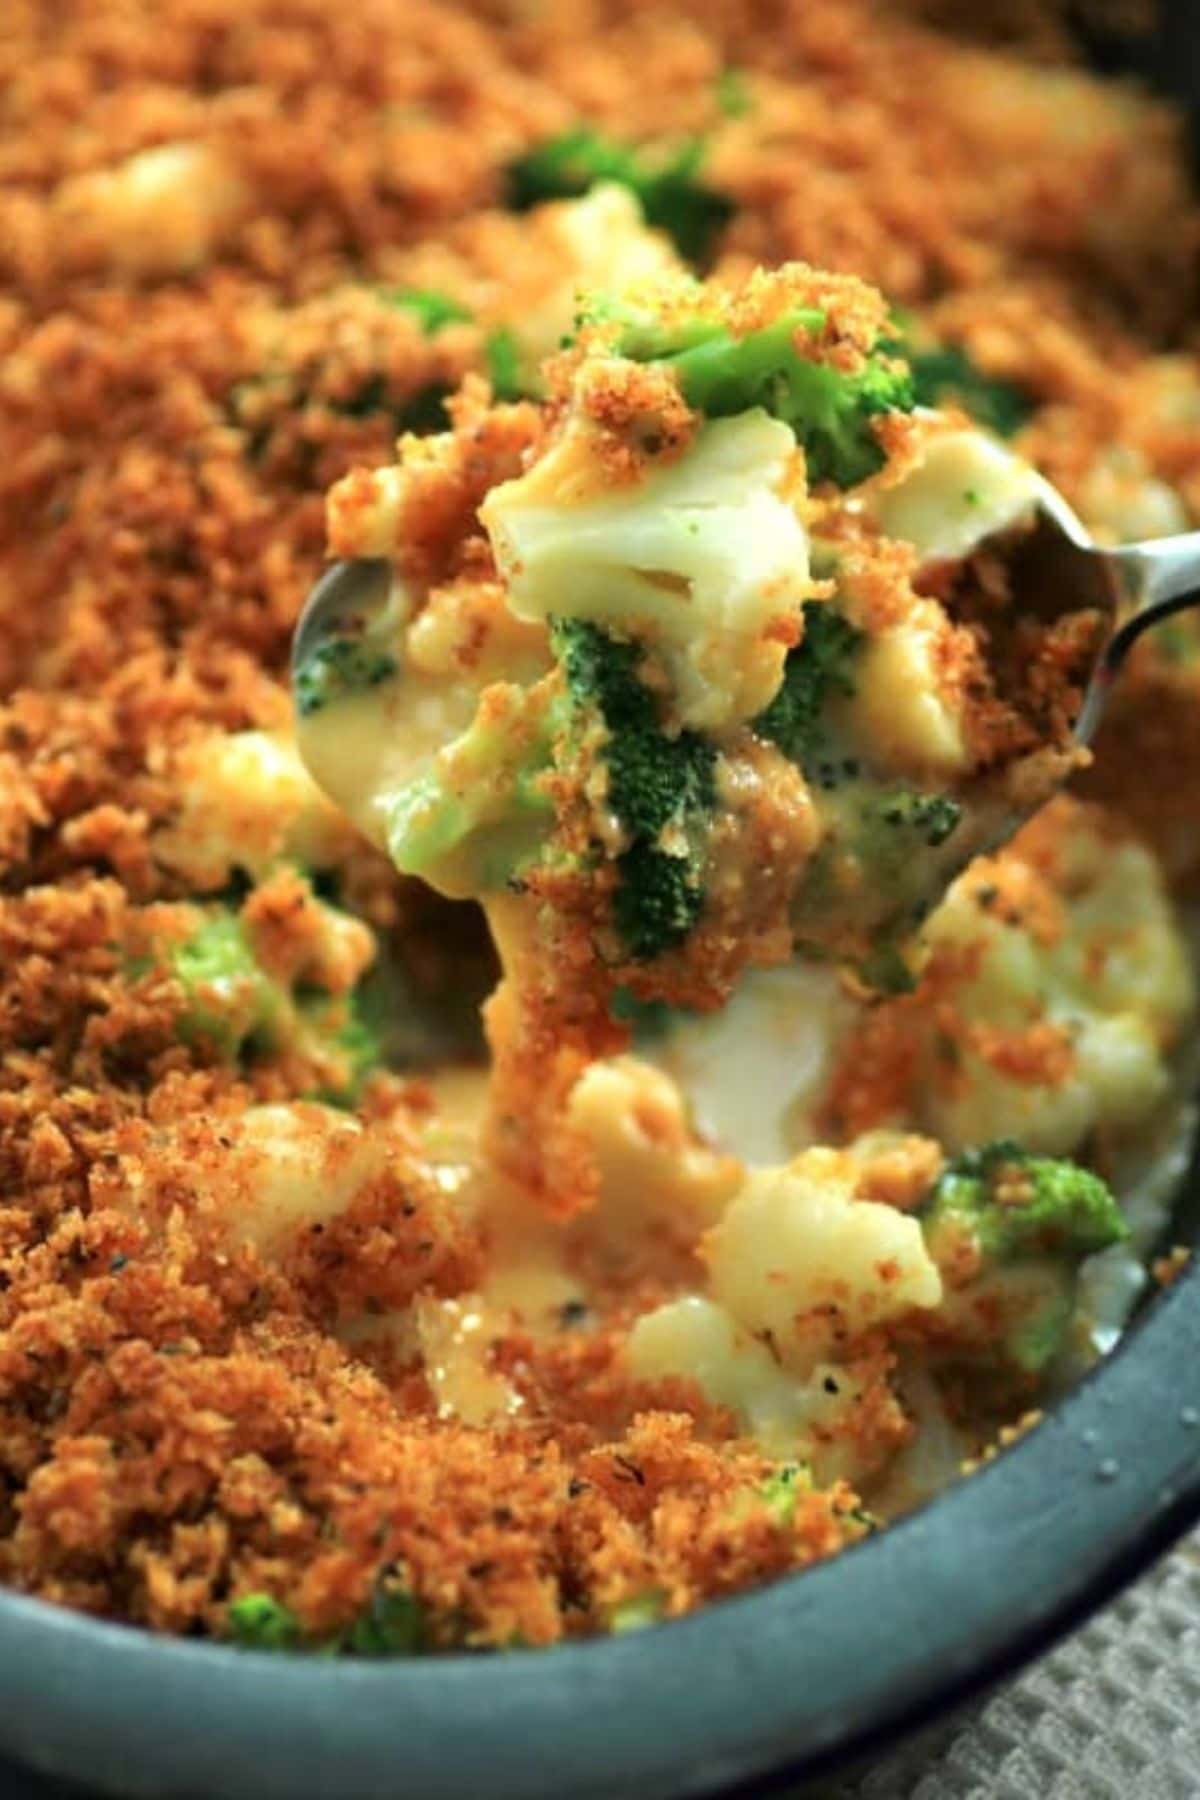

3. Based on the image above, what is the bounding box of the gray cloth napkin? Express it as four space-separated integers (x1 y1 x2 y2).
831 1534 1200 1799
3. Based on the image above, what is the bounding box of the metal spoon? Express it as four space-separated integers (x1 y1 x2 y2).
1011 482 1200 747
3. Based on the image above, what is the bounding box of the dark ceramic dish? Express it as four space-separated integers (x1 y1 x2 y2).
4 10 1200 1798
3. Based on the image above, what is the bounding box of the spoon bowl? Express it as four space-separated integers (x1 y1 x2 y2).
292 489 1200 969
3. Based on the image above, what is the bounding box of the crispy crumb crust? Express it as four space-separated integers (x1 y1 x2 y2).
0 0 1197 1646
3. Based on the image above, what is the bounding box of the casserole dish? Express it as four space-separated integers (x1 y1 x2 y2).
1 5 1198 1796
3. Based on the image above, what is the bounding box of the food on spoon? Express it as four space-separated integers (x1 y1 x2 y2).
303 261 1103 1199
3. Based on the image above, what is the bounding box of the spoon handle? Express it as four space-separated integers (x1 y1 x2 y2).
1102 531 1200 670
1112 530 1200 610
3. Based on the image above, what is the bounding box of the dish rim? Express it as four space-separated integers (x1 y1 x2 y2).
0 1252 1196 1800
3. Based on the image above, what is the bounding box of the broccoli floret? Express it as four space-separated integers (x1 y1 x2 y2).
164 900 384 1101
384 687 558 894
341 1572 425 1656
613 840 705 961
380 287 473 333
383 290 532 401
554 620 716 962
484 327 528 401
506 128 733 264
924 1142 1127 1264
754 601 863 769
608 987 676 1037
299 990 382 1107
337 289 474 434
855 942 918 997
294 636 399 719
908 343 1033 440
759 1461 807 1526
226 1574 425 1657
338 372 452 435
171 912 282 1058
595 300 915 488
789 784 964 977
919 1143 1128 1373
607 1590 667 1634
228 1594 302 1651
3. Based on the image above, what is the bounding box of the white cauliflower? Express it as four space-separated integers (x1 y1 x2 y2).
482 409 810 731
704 1149 942 1367
52 141 249 277
627 1148 941 1485
922 819 1195 1156
154 729 360 889
868 424 1048 569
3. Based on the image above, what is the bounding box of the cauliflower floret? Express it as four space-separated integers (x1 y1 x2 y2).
117 1103 383 1257
510 184 682 376
921 820 1194 1156
704 1149 942 1368
869 425 1048 569
153 729 361 890
567 1056 742 1252
52 141 249 277
1075 447 1187 545
659 800 1194 1170
415 1294 524 1427
482 409 810 731
846 602 969 779
627 1291 912 1486
629 1296 817 1450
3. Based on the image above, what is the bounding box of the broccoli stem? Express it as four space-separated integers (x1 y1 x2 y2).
553 620 716 963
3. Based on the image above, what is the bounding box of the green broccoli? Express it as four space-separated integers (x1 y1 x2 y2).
228 1594 302 1651
608 987 676 1038
338 372 452 436
754 600 863 769
606 1589 667 1634
789 784 964 980
484 327 529 401
171 912 282 1059
759 1461 807 1526
908 342 1033 440
299 990 383 1108
919 1142 1128 1374
334 286 475 434
506 128 733 264
226 1574 425 1656
554 619 716 962
380 287 472 333
924 1142 1127 1263
384 290 532 402
592 299 915 488
165 901 383 1102
341 1572 426 1656
854 942 919 998
383 689 558 894
294 635 399 719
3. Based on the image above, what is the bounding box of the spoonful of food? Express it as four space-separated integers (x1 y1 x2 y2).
289 261 1200 1019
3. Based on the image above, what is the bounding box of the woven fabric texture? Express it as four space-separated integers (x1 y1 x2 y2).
831 1535 1200 1800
